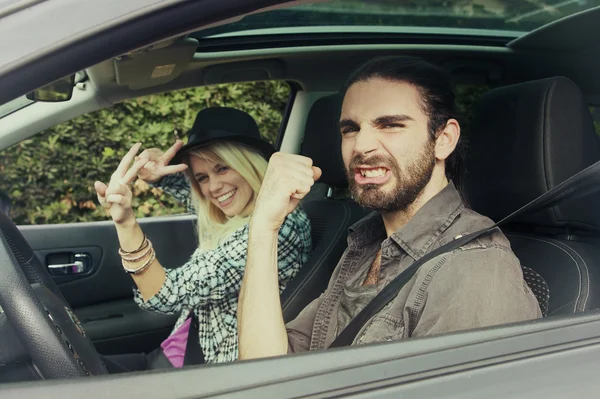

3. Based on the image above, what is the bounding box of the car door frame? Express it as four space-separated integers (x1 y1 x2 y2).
3 312 600 397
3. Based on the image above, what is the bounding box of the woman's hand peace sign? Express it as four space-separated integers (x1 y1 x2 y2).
94 143 149 225
136 140 188 184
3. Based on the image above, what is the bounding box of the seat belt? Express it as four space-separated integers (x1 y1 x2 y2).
183 311 205 365
329 158 600 348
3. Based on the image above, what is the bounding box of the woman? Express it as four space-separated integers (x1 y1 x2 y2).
94 107 312 371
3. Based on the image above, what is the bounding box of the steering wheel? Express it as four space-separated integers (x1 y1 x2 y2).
0 210 107 378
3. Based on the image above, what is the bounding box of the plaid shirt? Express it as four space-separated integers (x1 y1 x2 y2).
134 174 311 363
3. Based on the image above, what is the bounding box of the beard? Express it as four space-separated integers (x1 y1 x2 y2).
346 140 436 213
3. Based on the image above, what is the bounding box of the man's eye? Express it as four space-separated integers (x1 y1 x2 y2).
341 128 358 135
384 123 404 129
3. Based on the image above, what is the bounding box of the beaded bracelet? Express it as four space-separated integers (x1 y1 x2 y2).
118 234 156 275
120 240 153 262
122 249 156 275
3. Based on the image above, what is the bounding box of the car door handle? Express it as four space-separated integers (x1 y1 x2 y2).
48 253 92 275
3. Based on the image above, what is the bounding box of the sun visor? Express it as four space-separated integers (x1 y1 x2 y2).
113 37 198 90
202 59 285 85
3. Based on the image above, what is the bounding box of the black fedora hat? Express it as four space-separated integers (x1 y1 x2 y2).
171 107 275 164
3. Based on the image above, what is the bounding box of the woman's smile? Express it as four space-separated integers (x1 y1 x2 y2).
216 188 237 207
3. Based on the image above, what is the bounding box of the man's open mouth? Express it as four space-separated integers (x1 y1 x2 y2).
354 167 391 185
359 167 387 178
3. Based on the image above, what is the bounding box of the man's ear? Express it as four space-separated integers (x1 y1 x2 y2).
434 119 460 161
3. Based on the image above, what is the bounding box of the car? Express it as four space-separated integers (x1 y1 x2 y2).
2 0 600 397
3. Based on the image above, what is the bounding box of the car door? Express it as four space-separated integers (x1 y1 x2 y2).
18 217 196 355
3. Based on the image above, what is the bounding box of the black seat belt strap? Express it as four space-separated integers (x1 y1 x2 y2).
183 311 205 365
329 158 600 348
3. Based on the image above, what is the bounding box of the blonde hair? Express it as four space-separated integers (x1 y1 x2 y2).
185 141 268 252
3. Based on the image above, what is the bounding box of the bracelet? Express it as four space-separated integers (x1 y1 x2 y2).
121 248 152 266
120 240 153 262
118 235 156 275
118 234 149 256
122 250 156 275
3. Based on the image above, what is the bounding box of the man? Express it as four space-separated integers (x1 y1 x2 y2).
237 56 541 359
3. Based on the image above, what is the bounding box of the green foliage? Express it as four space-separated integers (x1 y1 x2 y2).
590 107 600 137
455 84 490 137
0 81 290 225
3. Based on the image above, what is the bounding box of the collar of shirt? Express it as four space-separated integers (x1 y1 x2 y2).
347 182 465 261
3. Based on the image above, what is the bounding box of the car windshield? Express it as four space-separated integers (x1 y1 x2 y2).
192 0 600 39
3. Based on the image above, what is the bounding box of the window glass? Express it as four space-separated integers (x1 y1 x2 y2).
0 81 291 225
455 83 489 136
589 106 600 136
192 0 600 39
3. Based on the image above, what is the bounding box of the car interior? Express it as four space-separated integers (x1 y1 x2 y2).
2 0 600 384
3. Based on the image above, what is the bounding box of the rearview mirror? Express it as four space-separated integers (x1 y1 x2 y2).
26 74 75 102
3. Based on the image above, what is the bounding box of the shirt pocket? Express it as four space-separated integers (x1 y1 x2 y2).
357 312 405 344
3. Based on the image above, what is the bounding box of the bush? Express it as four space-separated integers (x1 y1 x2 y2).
0 81 290 225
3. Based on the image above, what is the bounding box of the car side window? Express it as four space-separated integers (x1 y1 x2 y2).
454 84 489 137
0 81 291 225
589 106 600 136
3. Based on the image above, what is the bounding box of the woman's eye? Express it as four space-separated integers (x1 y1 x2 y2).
196 176 208 183
341 128 358 135
217 166 229 173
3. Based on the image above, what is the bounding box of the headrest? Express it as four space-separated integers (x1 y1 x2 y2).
464 77 600 231
301 94 347 188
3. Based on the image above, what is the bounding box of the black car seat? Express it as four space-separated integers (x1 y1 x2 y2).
465 76 600 316
280 94 370 322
